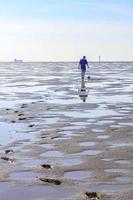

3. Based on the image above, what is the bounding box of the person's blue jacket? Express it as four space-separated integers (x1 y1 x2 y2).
79 57 88 72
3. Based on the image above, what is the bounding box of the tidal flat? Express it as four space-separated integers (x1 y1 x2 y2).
0 62 133 200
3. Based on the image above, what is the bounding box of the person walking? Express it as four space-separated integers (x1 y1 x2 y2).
78 56 89 85
78 56 89 76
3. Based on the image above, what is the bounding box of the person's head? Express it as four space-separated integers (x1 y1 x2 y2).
83 56 86 59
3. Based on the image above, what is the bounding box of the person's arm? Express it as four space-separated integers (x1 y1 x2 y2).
86 60 89 68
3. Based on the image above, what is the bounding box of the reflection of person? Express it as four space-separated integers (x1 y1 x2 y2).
78 56 89 76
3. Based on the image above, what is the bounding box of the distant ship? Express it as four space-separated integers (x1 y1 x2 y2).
14 58 23 63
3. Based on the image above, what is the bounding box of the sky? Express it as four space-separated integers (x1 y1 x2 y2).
0 0 133 61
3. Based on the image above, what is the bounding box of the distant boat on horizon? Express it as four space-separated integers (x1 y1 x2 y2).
14 58 23 63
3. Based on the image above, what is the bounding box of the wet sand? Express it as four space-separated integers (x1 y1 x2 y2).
0 62 133 200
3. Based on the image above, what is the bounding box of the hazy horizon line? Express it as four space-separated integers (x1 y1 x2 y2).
0 60 133 63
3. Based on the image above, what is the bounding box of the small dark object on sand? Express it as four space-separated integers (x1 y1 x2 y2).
6 108 10 111
18 113 24 116
21 104 27 108
11 120 16 123
40 178 61 185
28 124 35 127
88 76 91 79
41 164 51 169
5 149 14 154
1 156 9 161
18 117 26 120
14 110 19 113
85 192 101 200
1 156 15 163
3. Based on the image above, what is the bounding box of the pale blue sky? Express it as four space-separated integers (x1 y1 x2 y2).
0 0 133 61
